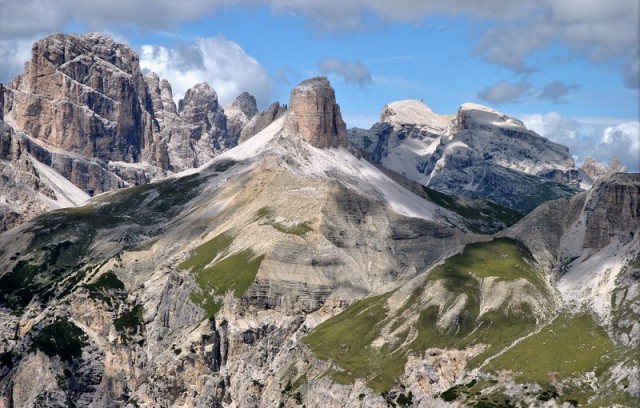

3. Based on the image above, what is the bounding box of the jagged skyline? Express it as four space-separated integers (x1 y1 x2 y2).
0 0 638 170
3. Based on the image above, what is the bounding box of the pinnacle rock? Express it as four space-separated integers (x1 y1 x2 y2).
284 77 347 148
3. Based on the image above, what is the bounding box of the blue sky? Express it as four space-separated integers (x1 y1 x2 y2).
0 0 638 171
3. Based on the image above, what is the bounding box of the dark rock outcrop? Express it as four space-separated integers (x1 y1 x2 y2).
239 102 287 144
284 77 347 148
225 92 258 146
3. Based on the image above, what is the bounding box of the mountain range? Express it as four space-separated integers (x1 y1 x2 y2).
0 33 637 408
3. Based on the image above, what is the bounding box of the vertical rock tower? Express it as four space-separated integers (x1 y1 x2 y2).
285 77 347 148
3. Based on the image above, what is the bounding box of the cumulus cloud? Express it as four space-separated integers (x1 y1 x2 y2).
537 80 580 103
139 36 272 108
522 112 640 172
473 24 555 73
596 122 640 171
477 81 532 104
472 0 639 81
1 0 637 86
317 58 372 86
0 37 35 84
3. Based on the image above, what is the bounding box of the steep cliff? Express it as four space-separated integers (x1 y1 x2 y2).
284 77 347 148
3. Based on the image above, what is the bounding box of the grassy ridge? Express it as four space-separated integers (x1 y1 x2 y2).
304 238 547 391
256 207 313 236
0 173 208 311
486 313 614 383
179 232 264 318
302 293 408 391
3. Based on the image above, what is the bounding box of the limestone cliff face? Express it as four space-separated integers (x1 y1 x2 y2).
4 33 160 164
351 99 583 213
179 83 228 151
284 77 347 148
145 78 230 171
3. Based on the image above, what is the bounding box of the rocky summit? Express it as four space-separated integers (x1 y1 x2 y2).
0 33 281 231
0 33 638 408
284 77 347 148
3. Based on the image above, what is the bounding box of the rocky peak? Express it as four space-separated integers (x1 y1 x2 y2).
177 82 228 150
582 156 628 179
284 77 347 148
144 72 177 119
225 92 258 146
226 92 258 118
178 83 219 115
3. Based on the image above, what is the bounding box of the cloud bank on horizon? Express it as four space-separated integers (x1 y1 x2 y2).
0 0 638 171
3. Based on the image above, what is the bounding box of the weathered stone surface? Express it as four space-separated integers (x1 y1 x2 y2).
583 172 639 249
350 100 584 213
178 83 228 150
285 77 347 148
5 33 159 164
239 102 286 144
225 92 258 146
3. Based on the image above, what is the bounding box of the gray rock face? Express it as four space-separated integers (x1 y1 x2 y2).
583 172 639 249
0 83 4 121
225 92 258 146
179 83 228 150
239 102 287 144
284 77 347 148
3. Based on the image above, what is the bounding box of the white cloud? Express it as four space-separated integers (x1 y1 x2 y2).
472 0 639 84
0 37 37 84
317 58 371 86
477 81 532 104
139 36 272 108
1 0 637 87
597 122 640 171
522 112 640 172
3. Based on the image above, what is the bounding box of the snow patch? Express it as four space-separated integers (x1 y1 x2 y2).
218 116 287 162
383 99 454 132
31 157 90 208
302 145 439 221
